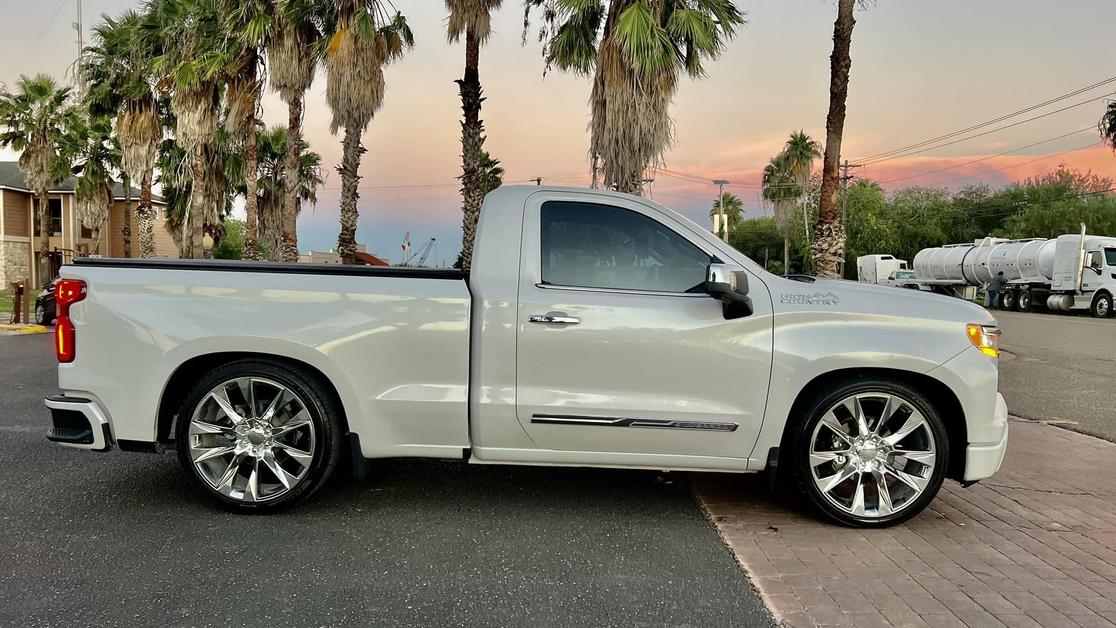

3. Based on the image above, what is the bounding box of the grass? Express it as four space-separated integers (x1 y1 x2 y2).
0 289 11 316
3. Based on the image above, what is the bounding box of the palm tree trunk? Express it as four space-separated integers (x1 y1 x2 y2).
336 125 365 265
783 237 790 274
243 101 261 261
281 93 303 262
121 174 132 258
137 171 156 258
811 0 856 279
36 189 50 256
457 28 485 270
189 146 208 259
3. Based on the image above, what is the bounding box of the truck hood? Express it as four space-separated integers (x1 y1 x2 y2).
770 277 996 325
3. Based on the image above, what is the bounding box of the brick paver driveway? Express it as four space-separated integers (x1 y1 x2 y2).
696 419 1116 627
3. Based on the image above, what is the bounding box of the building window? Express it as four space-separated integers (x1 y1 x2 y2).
32 198 64 237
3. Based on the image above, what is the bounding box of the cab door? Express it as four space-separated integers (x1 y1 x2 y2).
513 192 773 460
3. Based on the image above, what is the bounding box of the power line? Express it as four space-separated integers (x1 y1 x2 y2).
874 126 1098 185
860 93 1115 166
854 76 1116 162
887 140 1100 190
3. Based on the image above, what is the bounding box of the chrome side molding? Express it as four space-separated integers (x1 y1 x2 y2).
531 414 738 432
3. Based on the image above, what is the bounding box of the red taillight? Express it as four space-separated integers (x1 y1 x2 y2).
55 279 86 363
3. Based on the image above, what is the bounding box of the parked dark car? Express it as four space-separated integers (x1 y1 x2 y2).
34 280 55 326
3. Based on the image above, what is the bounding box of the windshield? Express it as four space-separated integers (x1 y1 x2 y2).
1106 248 1116 267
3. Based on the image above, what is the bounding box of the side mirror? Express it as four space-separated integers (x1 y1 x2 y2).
706 263 752 317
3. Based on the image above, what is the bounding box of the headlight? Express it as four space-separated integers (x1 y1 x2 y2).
966 323 1000 358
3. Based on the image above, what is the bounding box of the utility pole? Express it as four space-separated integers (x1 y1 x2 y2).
712 179 729 240
73 0 85 96
838 159 862 228
640 177 655 199
533 176 543 186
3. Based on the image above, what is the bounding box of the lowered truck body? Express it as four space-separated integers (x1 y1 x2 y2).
46 186 1008 526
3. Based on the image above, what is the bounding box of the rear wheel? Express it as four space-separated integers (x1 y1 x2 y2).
1017 290 1032 312
175 359 344 511
1000 290 1016 311
790 379 949 527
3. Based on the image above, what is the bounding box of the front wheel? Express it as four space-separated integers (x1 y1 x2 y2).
1092 293 1113 318
791 380 949 527
34 301 50 325
175 359 344 511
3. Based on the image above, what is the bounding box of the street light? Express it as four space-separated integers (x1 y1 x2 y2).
712 179 730 241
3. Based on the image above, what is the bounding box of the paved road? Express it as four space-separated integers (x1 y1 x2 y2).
995 309 1115 441
0 334 772 627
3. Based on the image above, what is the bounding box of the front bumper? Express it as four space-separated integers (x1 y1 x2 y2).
44 394 112 452
962 392 1009 482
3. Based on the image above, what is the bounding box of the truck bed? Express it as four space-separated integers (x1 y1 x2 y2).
58 257 472 459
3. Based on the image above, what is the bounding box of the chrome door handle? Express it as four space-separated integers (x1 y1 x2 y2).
528 314 580 325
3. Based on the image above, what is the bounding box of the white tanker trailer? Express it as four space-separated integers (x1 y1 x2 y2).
910 224 1116 317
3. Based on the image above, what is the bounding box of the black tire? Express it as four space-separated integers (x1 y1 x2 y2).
999 290 1016 311
1091 293 1113 319
788 378 950 528
34 302 47 326
1017 290 1032 313
174 359 344 511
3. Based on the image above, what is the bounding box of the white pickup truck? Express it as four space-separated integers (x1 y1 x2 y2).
45 186 1008 527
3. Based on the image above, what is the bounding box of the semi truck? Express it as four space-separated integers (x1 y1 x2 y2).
912 225 1116 318
43 186 1009 527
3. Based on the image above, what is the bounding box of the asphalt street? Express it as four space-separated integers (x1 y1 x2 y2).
0 333 773 628
994 309 1116 441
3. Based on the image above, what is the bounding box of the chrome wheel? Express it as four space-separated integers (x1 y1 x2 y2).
187 377 316 503
808 392 937 519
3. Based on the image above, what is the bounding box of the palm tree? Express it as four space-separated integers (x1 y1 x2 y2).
477 150 504 196
446 0 503 270
156 129 241 256
526 0 745 195
83 10 163 259
269 0 322 261
144 0 226 259
69 113 122 255
220 0 276 261
709 192 743 239
813 0 858 278
253 124 324 260
320 1 414 264
783 131 821 199
762 153 800 272
0 74 75 263
1101 102 1116 151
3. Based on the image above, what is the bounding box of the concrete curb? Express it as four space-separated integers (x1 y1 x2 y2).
0 324 49 335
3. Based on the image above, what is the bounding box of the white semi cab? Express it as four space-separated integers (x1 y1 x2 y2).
913 226 1116 317
45 187 1009 527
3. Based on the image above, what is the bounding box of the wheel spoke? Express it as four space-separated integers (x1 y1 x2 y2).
258 387 288 425
886 465 929 493
819 413 853 446
194 444 236 463
845 397 870 437
190 419 232 435
246 459 260 502
883 413 926 447
895 449 935 465
275 442 313 468
819 462 859 494
263 450 298 489
215 452 246 492
871 468 893 516
874 395 895 435
210 387 248 426
273 409 311 438
850 475 866 516
809 450 847 467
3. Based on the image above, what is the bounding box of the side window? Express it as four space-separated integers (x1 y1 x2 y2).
540 201 712 293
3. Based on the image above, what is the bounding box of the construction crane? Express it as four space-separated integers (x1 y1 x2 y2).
403 238 437 267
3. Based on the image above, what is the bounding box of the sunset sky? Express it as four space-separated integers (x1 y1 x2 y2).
2 0 1115 264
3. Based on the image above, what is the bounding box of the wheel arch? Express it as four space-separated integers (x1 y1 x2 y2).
156 351 351 445
776 367 968 482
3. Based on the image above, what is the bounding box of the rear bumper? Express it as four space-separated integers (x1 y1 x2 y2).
963 393 1009 482
44 394 112 452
